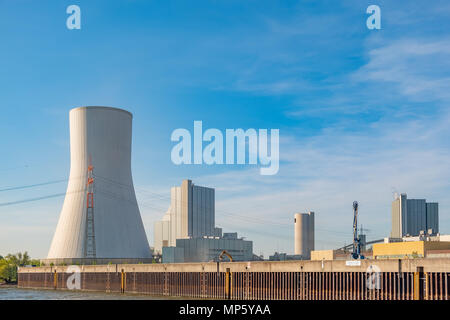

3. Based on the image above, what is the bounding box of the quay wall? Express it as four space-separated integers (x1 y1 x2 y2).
18 258 450 300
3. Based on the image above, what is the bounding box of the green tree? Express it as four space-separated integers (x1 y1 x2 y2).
0 251 34 283
0 258 17 283
30 259 41 267
6 252 31 266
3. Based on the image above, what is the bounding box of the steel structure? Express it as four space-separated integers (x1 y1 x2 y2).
84 155 96 258
352 201 365 260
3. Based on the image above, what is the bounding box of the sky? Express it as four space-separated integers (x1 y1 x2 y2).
1 0 450 259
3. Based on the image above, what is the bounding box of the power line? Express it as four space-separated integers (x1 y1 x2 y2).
0 189 84 208
0 164 30 172
94 173 365 238
0 179 67 192
0 193 66 207
0 174 385 240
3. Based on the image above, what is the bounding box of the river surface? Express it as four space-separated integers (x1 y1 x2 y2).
0 286 169 300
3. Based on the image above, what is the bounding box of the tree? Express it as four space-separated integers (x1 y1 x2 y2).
30 259 41 267
0 258 16 283
6 251 30 267
0 252 34 283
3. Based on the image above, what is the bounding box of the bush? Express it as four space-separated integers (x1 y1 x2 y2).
0 252 33 283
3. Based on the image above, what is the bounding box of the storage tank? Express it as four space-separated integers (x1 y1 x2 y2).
45 106 151 264
294 211 315 259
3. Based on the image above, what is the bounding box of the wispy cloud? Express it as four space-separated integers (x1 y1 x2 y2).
191 109 450 255
189 32 450 256
353 38 450 103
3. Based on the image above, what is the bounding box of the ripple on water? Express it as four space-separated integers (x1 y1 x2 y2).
0 287 165 300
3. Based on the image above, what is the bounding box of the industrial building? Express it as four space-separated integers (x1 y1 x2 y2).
373 241 450 259
154 179 217 253
311 250 336 261
294 212 315 259
391 193 439 238
268 252 302 261
310 249 373 261
44 106 152 265
163 234 253 263
154 180 253 262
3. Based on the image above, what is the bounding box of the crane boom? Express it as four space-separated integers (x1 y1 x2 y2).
352 201 358 256
352 201 364 260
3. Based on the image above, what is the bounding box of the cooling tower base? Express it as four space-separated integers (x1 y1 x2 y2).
41 257 154 266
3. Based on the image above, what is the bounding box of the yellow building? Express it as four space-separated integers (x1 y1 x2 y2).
311 250 335 261
373 241 450 259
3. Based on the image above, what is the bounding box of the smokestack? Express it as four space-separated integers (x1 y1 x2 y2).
294 212 315 259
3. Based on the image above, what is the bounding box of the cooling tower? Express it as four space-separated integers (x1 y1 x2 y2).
45 106 151 265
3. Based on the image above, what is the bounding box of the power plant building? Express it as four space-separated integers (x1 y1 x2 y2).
294 211 315 259
391 193 439 238
163 234 253 263
154 180 253 262
154 179 215 252
45 106 152 265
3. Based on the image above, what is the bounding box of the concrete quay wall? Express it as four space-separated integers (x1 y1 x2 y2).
20 257 450 274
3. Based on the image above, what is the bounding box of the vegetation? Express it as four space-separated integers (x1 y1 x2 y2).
0 252 40 284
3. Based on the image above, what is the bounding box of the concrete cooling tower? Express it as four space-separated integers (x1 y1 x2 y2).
45 106 152 265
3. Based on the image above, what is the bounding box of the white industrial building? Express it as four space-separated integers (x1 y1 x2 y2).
294 211 315 259
391 193 439 238
154 179 216 253
154 180 253 262
44 106 152 265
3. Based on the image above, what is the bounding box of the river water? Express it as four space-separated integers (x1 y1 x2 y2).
0 286 166 300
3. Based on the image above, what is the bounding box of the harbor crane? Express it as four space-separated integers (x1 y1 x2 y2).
352 201 365 260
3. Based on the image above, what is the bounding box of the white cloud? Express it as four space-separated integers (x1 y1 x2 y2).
190 32 450 254
188 109 450 256
354 39 450 103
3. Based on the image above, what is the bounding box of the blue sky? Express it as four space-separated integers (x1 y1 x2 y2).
1 0 450 258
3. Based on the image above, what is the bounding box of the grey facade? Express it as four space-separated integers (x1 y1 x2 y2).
391 193 439 238
214 227 223 238
426 202 439 234
154 179 215 254
162 246 185 263
190 183 215 238
168 237 253 263
269 252 303 261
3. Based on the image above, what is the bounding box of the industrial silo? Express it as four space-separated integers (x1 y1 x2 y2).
294 212 315 259
45 106 151 265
